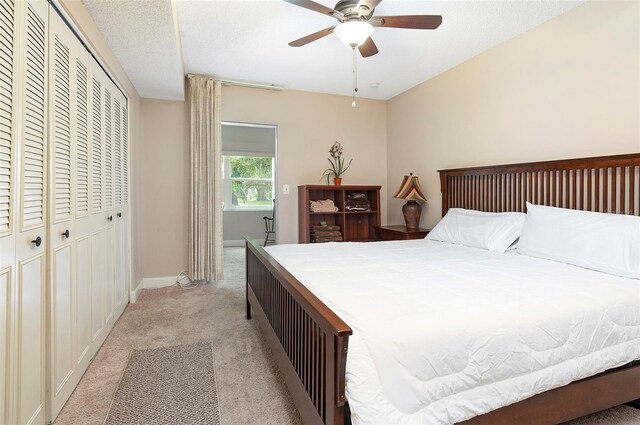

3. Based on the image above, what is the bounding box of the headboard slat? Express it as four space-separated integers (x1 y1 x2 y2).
603 168 609 213
630 166 636 214
438 153 640 217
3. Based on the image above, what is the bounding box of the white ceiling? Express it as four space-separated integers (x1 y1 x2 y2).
82 0 184 99
83 0 584 101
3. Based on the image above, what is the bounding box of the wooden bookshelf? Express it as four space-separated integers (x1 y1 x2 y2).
298 185 381 243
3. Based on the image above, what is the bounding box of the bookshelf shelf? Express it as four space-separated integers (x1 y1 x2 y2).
298 185 381 243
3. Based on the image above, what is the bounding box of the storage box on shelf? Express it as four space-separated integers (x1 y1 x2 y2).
298 185 381 243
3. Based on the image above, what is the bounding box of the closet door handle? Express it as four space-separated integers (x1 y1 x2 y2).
107 216 113 222
31 236 42 247
117 212 122 218
62 229 70 238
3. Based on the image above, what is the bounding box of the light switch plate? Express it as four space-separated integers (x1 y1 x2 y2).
283 184 290 195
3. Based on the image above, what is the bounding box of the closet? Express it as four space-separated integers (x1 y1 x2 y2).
0 0 131 423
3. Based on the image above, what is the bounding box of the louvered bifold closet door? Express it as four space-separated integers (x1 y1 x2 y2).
0 2 130 422
89 61 106 349
102 82 115 326
0 1 15 424
15 1 47 424
113 90 126 318
120 97 130 311
48 8 94 419
112 91 123 316
72 30 93 392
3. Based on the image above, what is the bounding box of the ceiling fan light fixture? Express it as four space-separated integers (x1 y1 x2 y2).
334 21 374 47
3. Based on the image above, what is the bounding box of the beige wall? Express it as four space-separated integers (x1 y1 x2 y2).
387 0 640 229
138 99 188 278
58 0 143 290
138 89 387 278
221 87 388 244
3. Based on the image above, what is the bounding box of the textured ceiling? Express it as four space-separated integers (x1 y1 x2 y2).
82 0 184 100
83 0 584 101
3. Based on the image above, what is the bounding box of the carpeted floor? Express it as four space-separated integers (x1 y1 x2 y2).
55 247 301 425
55 247 640 425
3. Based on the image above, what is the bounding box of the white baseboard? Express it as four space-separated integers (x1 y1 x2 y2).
129 280 143 303
224 239 245 247
142 276 177 289
128 276 178 304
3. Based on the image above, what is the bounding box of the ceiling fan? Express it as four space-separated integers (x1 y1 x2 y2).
284 0 443 57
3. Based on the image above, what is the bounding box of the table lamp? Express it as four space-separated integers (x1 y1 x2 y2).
393 173 427 230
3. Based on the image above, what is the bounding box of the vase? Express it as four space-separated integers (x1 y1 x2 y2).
334 177 342 186
402 200 421 230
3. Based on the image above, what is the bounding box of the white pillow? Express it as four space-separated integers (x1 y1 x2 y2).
517 202 640 279
426 208 526 253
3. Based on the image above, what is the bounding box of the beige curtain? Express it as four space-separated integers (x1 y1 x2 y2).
187 75 223 282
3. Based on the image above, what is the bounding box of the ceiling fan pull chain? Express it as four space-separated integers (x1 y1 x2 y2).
352 46 358 108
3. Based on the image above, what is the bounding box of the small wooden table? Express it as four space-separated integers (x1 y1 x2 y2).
374 225 431 241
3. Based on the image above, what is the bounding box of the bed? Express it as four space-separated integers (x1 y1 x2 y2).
244 153 640 425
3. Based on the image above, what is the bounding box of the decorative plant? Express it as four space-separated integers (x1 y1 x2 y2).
321 142 353 184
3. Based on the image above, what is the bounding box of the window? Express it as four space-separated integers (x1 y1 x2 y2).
223 155 274 211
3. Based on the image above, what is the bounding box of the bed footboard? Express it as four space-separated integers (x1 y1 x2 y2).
245 239 352 425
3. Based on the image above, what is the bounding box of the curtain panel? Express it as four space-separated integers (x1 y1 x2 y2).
187 75 224 281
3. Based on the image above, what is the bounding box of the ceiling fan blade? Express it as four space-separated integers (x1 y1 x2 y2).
374 15 443 30
288 26 336 47
282 0 338 17
358 37 378 57
356 0 382 16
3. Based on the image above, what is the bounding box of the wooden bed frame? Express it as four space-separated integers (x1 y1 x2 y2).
245 153 640 425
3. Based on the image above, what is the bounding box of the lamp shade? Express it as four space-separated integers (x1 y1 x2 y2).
393 174 427 201
334 21 374 47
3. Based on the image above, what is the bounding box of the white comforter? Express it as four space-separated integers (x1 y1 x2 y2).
264 240 640 425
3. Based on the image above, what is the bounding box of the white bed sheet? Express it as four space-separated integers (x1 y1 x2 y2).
264 239 640 425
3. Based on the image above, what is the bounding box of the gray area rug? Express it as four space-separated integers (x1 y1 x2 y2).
104 341 221 425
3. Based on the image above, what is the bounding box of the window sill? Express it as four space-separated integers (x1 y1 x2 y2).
224 207 274 213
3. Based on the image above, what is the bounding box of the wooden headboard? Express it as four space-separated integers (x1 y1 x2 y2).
438 153 640 217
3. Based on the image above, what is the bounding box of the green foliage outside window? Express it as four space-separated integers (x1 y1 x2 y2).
228 156 273 207
230 156 272 179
